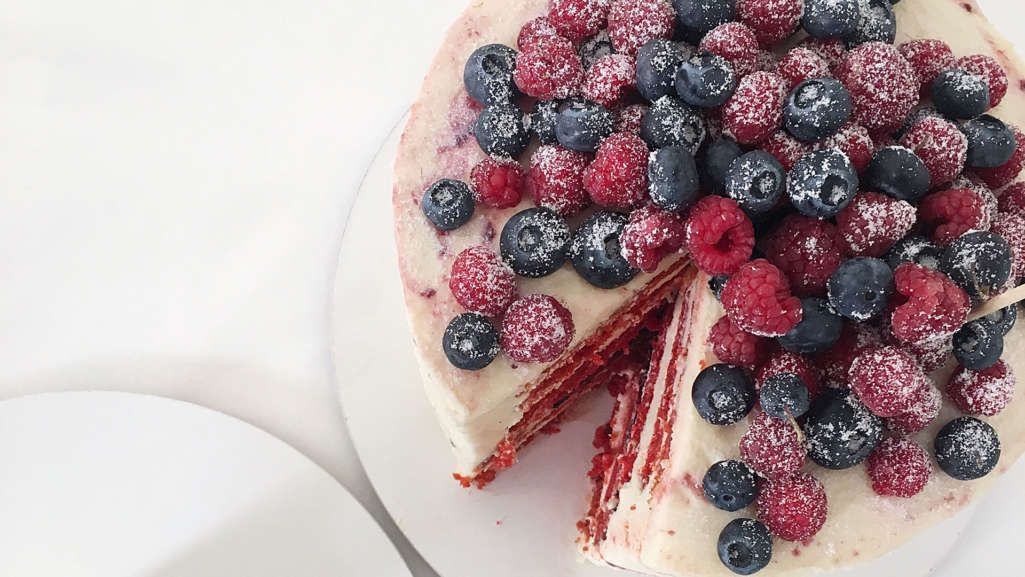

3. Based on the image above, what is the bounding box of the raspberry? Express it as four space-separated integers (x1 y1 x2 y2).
763 214 846 297
582 54 636 107
607 0 676 56
776 47 831 90
528 145 591 216
898 39 955 96
849 346 927 417
722 259 803 337
918 188 987 246
836 192 917 257
900 116 968 189
518 16 562 51
901 336 953 373
620 206 685 272
699 22 760 77
615 103 648 134
740 411 806 479
684 196 755 275
757 473 828 542
815 123 873 174
974 125 1025 189
449 246 518 317
762 130 810 172
867 437 931 498
992 212 1025 281
998 182 1025 217
890 263 970 345
955 175 998 230
722 72 788 145
548 0 611 43
814 323 882 388
947 360 1016 417
710 316 770 369
956 54 1009 108
500 294 575 363
583 132 649 209
800 37 846 71
757 349 822 398
470 157 526 209
736 0 802 46
514 36 584 100
835 42 919 134
886 383 941 436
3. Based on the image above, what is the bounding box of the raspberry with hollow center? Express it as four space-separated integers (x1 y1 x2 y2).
836 192 917 257
762 130 810 172
992 212 1025 282
582 54 637 107
815 123 874 174
757 472 828 542
835 42 919 135
763 214 846 297
737 0 802 46
898 39 955 96
606 0 676 56
975 125 1025 189
998 182 1025 217
449 246 518 318
620 206 686 272
776 47 831 90
470 157 526 209
886 383 941 436
757 349 822 398
947 360 1016 417
583 132 649 209
890 263 970 345
548 0 611 43
528 145 591 216
722 72 788 145
721 259 804 337
867 437 931 498
957 54 1009 108
740 411 807 479
517 16 562 51
684 196 756 275
700 22 760 77
918 188 987 247
899 116 968 189
710 316 770 369
514 35 584 100
849 346 927 417
500 294 575 363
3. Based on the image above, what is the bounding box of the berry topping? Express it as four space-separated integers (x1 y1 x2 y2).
835 42 919 134
620 206 686 271
787 148 859 219
756 473 828 542
992 212 1025 282
464 44 519 106
648 145 701 212
641 96 707 152
757 349 823 398
784 79 853 143
710 315 770 369
803 389 883 469
867 437 931 498
529 100 560 145
761 130 811 172
814 122 874 173
722 259 804 337
931 68 990 120
701 137 745 194
500 207 571 278
718 519 773 576
673 0 737 44
778 297 843 354
475 104 530 159
890 263 970 345
616 103 649 134
760 373 811 420
763 215 846 298
828 257 894 321
919 188 986 246
528 145 591 216
570 210 639 288
974 125 1025 189
514 36 584 100
556 98 616 153
836 192 916 257
776 47 832 90
704 460 759 512
449 246 518 317
902 335 953 373
952 318 1004 371
501 294 575 363
685 196 756 276
885 236 942 271
737 0 803 46
864 146 930 202
421 179 475 231
579 31 615 70
725 150 786 215
939 230 1013 304
675 51 738 109
584 132 650 209
443 313 501 371
692 364 757 425
722 71 789 145
548 0 612 42
934 416 1001 481
899 116 968 189
887 383 941 436
846 0 896 47
814 322 882 387
947 360 1016 417
636 39 688 101
961 114 1018 169
802 0 859 39
470 157 526 209
849 346 926 417
607 0 677 56
898 39 955 96
699 22 760 78
801 37 847 71
956 54 1008 108
999 183 1025 218
517 17 561 52
979 302 1018 336
740 410 807 478
583 54 637 107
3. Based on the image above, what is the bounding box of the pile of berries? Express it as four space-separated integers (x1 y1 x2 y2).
421 0 1023 572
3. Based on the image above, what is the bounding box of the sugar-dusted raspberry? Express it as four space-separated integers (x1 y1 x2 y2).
514 35 584 100
918 188 987 246
684 196 755 275
836 192 917 257
700 22 760 77
956 54 1009 108
948 360 1016 417
620 206 685 272
518 16 562 51
776 47 831 90
449 246 518 317
528 145 591 216
737 0 802 46
899 116 968 189
740 411 807 479
902 336 953 373
975 125 1025 189
887 383 942 436
998 182 1025 217
849 346 927 417
722 259 804 337
898 39 955 96
722 71 788 145
500 294 575 363
954 175 998 230
615 103 648 134
582 54 636 108
762 130 810 172
815 123 874 174
800 37 846 71
992 212 1025 281
757 472 828 542
757 349 822 398
867 437 931 498
470 157 526 209
890 263 971 345
815 323 882 388
835 42 919 134
583 132 649 209
710 316 770 369
607 0 676 56
763 214 846 297
548 0 611 43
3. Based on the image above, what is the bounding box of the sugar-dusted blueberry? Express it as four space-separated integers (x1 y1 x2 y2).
725 150 786 215
709 274 729 301
828 257 894 321
865 146 930 202
464 44 518 106
569 210 639 289
641 96 707 153
979 303 1018 336
442 313 500 371
555 98 616 153
692 364 756 426
778 297 843 354
931 69 990 120
961 114 1018 168
802 0 859 38
475 104 529 158
953 318 1004 371
886 236 942 270
760 373 811 420
673 0 738 44
717 518 772 576
421 179 475 231
529 100 560 145
675 52 737 109
939 231 1013 304
702 137 744 195
803 388 883 469
703 460 758 512
649 145 701 212
934 416 1001 481
784 79 852 142
787 148 859 219
845 0 896 47
636 39 689 102
500 207 571 278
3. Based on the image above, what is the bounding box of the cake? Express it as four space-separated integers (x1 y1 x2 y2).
393 0 1025 574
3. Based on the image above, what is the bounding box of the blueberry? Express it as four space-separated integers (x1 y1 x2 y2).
979 303 1018 336
464 44 518 106
579 31 614 70
673 0 737 43
760 373 811 420
787 148 859 219
778 297 843 354
725 151 786 215
530 100 560 145
961 114 1018 168
953 319 1004 370
442 313 500 370
692 364 756 426
703 460 758 512
641 96 707 153
931 69 990 120
803 389 883 469
570 211 639 289
421 179 475 231
637 39 688 102
845 0 896 48
702 137 744 195
827 257 894 321
802 0 860 38
886 236 942 270
475 104 529 158
556 99 615 153
935 417 1001 481
649 146 701 212
784 79 852 142
939 231 1013 305
709 274 729 301
500 207 571 278
675 52 737 108
717 518 772 576
865 146 930 201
